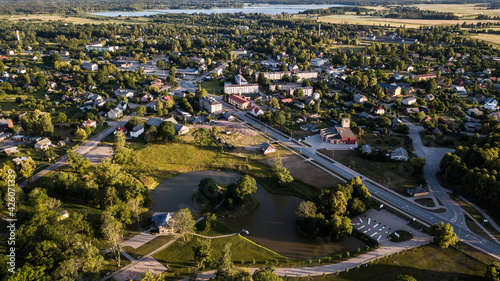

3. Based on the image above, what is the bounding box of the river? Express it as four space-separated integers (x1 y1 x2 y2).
90 4 347 17
151 170 365 259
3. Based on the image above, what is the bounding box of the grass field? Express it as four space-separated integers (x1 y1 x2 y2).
153 234 294 277
414 4 500 18
468 34 500 48
285 244 490 281
201 80 224 95
318 15 500 29
319 149 421 196
123 235 174 260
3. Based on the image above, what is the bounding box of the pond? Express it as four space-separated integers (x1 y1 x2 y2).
151 170 366 259
90 4 347 17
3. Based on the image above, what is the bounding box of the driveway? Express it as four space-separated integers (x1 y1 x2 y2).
113 257 167 281
121 231 156 249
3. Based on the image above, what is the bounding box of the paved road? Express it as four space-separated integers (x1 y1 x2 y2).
211 95 500 259
20 117 130 187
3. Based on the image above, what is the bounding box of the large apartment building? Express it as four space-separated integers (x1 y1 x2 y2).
224 84 259 95
256 71 318 81
228 95 251 110
269 83 314 97
199 96 223 114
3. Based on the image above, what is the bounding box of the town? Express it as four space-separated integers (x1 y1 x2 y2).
0 2 500 281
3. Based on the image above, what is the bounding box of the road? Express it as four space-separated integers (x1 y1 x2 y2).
20 117 130 187
211 95 500 259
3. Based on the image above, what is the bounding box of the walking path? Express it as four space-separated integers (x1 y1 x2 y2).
459 196 500 235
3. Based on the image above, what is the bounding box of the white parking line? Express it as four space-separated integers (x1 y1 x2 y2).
368 218 371 225
359 218 363 223
359 225 365 229
377 235 381 241
370 232 378 237
364 230 368 233
373 223 379 228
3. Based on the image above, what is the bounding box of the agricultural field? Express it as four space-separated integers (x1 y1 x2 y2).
0 14 147 24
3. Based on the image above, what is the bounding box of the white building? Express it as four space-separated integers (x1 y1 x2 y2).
107 108 123 119
199 96 222 114
35 138 52 150
130 125 144 138
235 74 248 85
310 58 329 67
82 62 98 71
390 147 409 161
224 84 259 95
484 97 498 110
354 94 368 103
402 97 417 106
250 106 264 117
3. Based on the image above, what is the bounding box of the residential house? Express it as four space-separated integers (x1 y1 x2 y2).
371 106 385 115
151 212 175 233
0 118 14 130
260 142 276 154
354 94 368 103
312 92 321 101
130 125 144 138
81 119 97 128
34 138 52 150
173 124 189 135
3 147 19 156
107 108 123 119
377 83 402 97
234 74 248 85
294 101 305 109
82 62 98 71
402 97 417 105
414 74 437 82
250 106 264 117
141 93 154 103
484 97 498 110
221 112 235 121
391 147 409 161
405 107 420 114
310 58 329 67
114 89 135 99
146 117 165 127
114 126 128 135
361 144 372 154
304 99 315 106
468 108 483 116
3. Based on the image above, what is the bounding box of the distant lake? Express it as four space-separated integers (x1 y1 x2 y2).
90 4 347 17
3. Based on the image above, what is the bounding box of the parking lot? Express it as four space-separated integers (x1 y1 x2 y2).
352 209 430 246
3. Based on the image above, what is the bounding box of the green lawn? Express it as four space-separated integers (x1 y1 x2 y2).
285 244 490 281
123 235 174 260
201 79 224 95
153 234 295 277
319 149 421 196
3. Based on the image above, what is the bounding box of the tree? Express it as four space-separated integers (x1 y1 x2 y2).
430 222 458 248
142 271 164 281
128 197 144 230
204 213 217 232
212 125 218 137
272 157 293 186
228 175 257 203
218 242 233 271
296 201 317 218
486 262 500 281
192 128 210 145
397 275 417 281
102 213 124 267
56 112 67 123
196 86 207 98
172 208 196 241
21 157 35 182
8 264 50 281
113 131 126 152
42 148 58 163
269 97 280 109
193 238 212 269
273 111 286 126
426 79 437 94
20 110 54 136
136 106 146 117
75 128 87 141
198 177 219 199
319 190 348 219
66 152 91 173
170 66 177 77
253 268 283 281
329 215 352 241
157 121 176 142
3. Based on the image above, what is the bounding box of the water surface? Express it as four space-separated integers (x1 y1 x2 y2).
152 170 365 259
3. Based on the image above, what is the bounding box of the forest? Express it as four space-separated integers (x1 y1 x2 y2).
384 6 458 20
440 131 500 211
